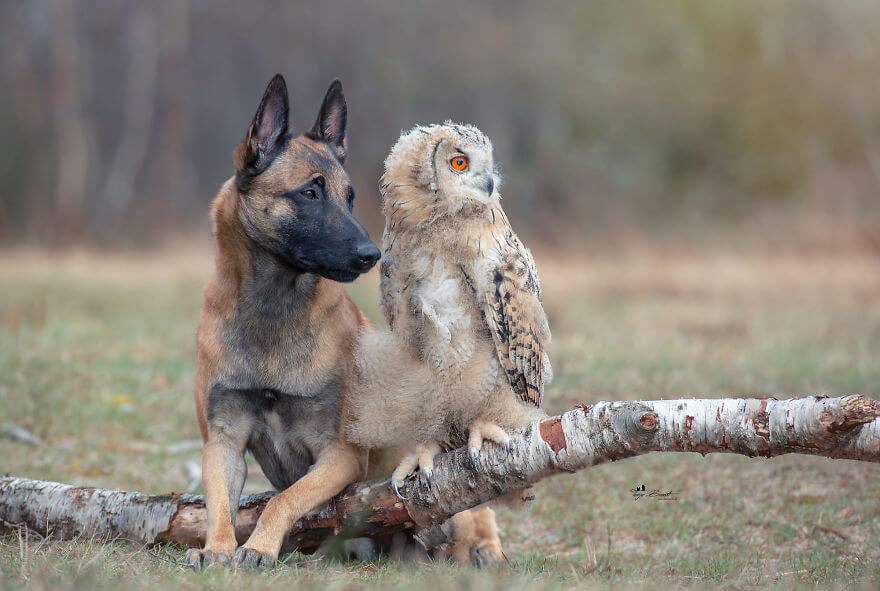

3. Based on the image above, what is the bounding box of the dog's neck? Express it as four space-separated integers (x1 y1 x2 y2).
211 189 319 319
242 245 318 313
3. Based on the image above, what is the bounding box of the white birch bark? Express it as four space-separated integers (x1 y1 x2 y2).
1 395 876 552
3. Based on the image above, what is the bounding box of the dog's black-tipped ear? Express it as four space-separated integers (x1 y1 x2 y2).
307 79 347 160
236 74 290 175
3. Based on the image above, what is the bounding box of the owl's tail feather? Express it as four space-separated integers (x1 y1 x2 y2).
348 329 435 449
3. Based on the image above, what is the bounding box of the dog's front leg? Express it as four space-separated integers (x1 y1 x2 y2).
185 434 247 570
232 440 366 569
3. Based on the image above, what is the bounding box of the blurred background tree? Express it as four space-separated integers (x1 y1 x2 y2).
0 0 878 252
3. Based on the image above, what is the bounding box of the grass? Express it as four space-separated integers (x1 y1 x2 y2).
1 247 879 590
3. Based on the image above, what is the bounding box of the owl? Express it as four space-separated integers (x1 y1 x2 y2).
348 122 551 494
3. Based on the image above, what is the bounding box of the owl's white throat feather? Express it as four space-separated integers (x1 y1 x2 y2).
414 256 471 344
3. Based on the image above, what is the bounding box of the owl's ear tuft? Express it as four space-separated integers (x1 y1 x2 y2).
307 79 348 161
235 74 290 178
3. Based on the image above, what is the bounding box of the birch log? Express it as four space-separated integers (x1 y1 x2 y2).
1 395 877 554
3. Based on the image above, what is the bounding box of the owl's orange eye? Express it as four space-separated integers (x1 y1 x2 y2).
449 155 469 172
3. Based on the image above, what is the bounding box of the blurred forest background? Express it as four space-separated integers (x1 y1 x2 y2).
3 4 880 587
1 0 879 251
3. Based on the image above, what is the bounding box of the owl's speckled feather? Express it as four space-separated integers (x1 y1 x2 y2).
481 222 549 408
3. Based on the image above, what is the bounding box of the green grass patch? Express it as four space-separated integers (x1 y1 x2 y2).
1 252 879 590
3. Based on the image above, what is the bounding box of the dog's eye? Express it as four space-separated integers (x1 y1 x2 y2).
449 155 469 172
301 189 318 200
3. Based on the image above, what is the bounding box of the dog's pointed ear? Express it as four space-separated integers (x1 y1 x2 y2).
307 79 347 161
236 74 290 176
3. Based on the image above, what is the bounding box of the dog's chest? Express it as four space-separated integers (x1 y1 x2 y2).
221 301 341 395
207 384 341 490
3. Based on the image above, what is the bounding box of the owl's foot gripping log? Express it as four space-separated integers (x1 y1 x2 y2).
467 419 511 469
390 442 441 499
1 395 877 556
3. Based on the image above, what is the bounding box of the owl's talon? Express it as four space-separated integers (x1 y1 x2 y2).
468 419 510 468
422 465 433 489
469 446 480 470
392 479 406 500
389 443 440 498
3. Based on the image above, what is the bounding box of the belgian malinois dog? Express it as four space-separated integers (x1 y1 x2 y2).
185 75 380 570
187 75 504 571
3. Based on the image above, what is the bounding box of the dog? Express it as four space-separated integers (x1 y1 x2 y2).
185 74 503 570
185 74 378 570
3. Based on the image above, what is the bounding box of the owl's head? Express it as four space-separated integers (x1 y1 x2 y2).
383 122 501 216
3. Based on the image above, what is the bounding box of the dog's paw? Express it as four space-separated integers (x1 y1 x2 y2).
469 545 504 568
185 548 232 571
232 546 276 570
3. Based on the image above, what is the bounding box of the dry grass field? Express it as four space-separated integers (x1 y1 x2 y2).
1 247 879 590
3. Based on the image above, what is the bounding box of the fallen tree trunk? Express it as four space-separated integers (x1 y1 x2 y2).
1 395 878 554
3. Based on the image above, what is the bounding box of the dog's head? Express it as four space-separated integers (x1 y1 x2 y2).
232 75 379 282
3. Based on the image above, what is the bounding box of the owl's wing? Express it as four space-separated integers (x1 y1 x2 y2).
378 254 396 328
378 177 409 330
479 233 551 408
379 245 415 330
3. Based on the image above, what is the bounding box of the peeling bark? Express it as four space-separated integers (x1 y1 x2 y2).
1 395 877 553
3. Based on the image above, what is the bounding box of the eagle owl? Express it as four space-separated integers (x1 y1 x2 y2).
348 123 551 493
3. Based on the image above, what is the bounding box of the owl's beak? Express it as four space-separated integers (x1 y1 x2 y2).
483 174 495 195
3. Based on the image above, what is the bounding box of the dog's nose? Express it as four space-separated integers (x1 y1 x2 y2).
354 243 380 270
